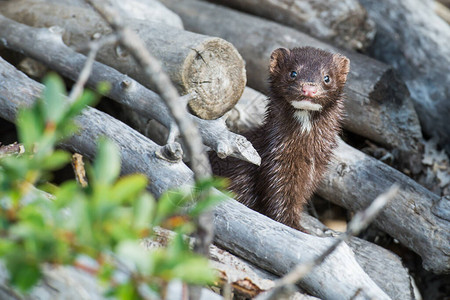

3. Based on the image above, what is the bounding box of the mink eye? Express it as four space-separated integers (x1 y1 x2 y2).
324 75 331 84
290 71 297 78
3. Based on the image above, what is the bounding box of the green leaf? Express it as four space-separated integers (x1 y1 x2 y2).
7 255 42 291
153 188 189 226
170 256 216 284
92 138 120 185
132 193 155 231
40 150 71 171
16 106 44 150
41 73 67 124
116 240 153 276
110 174 148 204
66 89 99 119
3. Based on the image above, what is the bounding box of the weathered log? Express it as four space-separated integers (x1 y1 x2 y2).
0 56 193 197
33 0 184 28
300 214 419 300
0 15 260 165
226 86 450 273
213 198 390 300
319 140 450 274
0 0 247 120
359 0 450 155
0 57 389 300
160 0 423 168
208 0 375 51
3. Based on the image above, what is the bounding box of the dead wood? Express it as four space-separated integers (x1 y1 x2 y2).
213 198 390 299
0 15 260 165
0 0 247 120
319 140 450 274
160 0 424 170
208 0 376 51
359 0 450 155
226 86 450 274
300 214 419 300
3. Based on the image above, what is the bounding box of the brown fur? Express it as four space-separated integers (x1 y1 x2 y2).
212 47 350 230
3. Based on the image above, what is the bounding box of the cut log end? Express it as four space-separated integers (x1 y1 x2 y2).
184 38 246 120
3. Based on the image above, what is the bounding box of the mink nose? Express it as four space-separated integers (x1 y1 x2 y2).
302 85 317 97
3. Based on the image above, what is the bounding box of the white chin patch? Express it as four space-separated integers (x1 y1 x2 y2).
291 100 323 111
294 110 313 133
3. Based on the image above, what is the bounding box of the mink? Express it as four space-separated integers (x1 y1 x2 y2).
211 47 350 230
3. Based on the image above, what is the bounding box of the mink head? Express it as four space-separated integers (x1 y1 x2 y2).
269 47 350 112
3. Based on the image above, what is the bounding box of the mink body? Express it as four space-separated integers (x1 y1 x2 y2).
212 47 350 230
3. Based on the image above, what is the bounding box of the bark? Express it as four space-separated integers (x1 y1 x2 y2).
300 214 419 300
319 140 450 274
225 87 450 274
0 0 247 120
359 0 450 155
208 0 376 51
160 0 423 169
213 198 390 300
0 14 260 165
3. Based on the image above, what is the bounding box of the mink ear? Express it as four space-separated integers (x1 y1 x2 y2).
333 54 350 82
270 48 290 73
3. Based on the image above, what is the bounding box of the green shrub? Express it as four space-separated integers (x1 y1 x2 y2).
0 74 226 299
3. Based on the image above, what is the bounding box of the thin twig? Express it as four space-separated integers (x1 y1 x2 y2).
257 184 400 300
67 34 117 103
85 0 213 259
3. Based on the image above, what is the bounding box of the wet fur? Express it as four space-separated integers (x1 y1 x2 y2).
211 47 350 230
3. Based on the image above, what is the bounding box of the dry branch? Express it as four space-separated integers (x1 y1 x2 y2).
0 14 260 165
0 0 247 120
360 0 450 154
208 0 376 51
160 0 423 169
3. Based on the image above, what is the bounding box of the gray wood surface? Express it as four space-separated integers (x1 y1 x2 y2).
208 0 376 51
0 0 247 120
360 0 450 155
161 0 424 170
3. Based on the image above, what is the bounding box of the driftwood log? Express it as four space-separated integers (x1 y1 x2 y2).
0 57 393 300
0 0 247 120
208 0 376 51
161 0 424 170
0 15 260 165
359 0 450 155
226 86 450 274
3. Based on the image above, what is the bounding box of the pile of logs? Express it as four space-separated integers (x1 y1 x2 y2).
0 0 449 299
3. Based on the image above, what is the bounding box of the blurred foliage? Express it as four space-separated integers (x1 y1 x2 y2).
0 74 227 299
